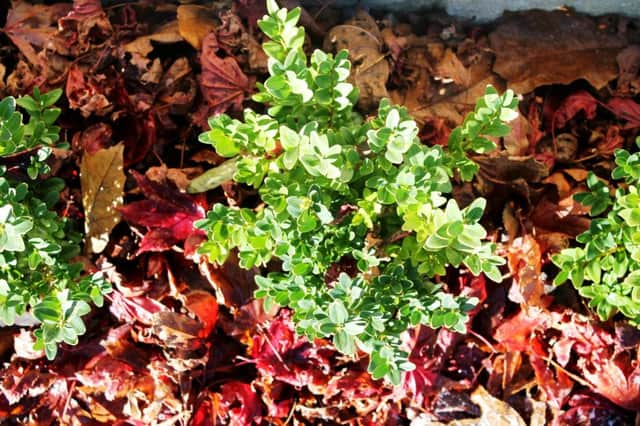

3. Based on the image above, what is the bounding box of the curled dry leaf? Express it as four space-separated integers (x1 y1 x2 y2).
324 10 389 111
434 49 471 88
475 152 549 183
58 0 112 54
3 2 70 66
489 10 626 93
66 65 113 117
506 235 546 308
182 290 219 337
616 45 640 96
80 144 125 254
607 97 640 128
552 90 599 129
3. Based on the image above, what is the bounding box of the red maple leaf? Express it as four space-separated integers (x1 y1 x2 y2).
212 382 262 426
250 310 334 392
496 309 640 411
194 32 252 126
552 90 599 129
118 170 207 255
606 97 640 129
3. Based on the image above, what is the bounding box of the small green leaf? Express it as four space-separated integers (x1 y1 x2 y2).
328 300 348 324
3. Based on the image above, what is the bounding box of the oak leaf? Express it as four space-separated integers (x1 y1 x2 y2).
81 144 125 254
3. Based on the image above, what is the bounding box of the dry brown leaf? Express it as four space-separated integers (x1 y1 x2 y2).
324 10 389 111
399 75 505 127
616 45 640 96
469 386 527 426
81 144 125 254
423 386 527 425
3 2 70 66
507 235 546 308
543 172 572 199
434 48 470 87
474 152 549 184
150 311 202 350
563 168 589 182
177 5 217 50
123 22 183 57
489 10 626 94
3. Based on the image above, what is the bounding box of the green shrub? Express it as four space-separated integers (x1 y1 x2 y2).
195 0 517 384
0 89 111 359
553 137 640 324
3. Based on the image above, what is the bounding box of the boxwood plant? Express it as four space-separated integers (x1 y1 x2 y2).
195 0 518 384
0 88 111 359
553 137 640 325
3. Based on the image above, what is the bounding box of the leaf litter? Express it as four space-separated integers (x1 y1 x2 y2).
1 1 640 424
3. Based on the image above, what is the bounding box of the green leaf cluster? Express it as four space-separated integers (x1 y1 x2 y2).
0 89 111 359
553 137 640 324
196 0 517 385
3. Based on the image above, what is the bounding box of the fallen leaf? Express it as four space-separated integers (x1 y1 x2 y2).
108 290 167 325
562 168 589 182
213 382 262 426
151 311 203 351
474 153 549 183
177 5 217 50
615 45 640 96
4 2 70 66
81 144 125 254
507 235 546 308
553 90 599 129
503 114 531 156
543 172 572 199
123 21 184 58
217 10 268 73
489 10 626 94
196 32 252 125
118 170 207 254
58 0 112 54
399 75 505 128
66 65 112 117
607 97 640 128
596 125 625 155
531 195 591 237
469 386 527 426
324 10 389 111
72 123 112 155
182 290 218 337
434 49 470 87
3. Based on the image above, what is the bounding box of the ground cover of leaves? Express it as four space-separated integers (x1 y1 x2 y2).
1 0 640 424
